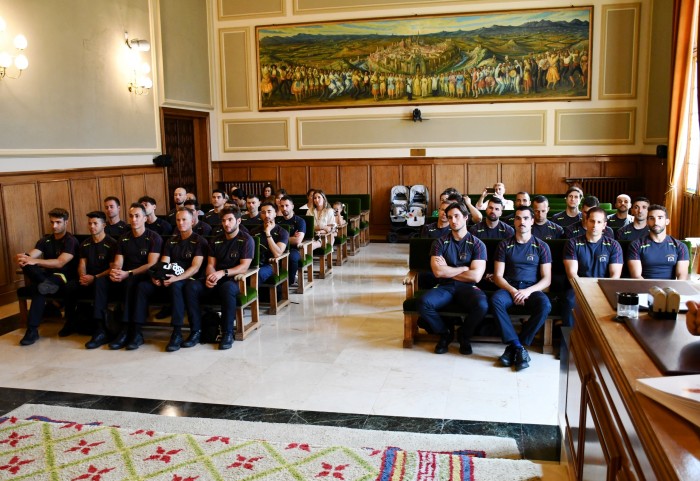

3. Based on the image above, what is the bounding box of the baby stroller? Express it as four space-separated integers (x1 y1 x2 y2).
406 185 428 227
387 185 429 242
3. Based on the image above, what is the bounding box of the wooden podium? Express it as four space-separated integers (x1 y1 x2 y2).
561 277 700 481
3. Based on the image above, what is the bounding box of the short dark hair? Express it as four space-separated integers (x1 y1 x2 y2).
129 202 147 215
515 205 534 217
48 208 69 221
441 187 459 196
582 196 600 209
219 205 241 220
183 199 199 209
175 206 194 219
647 204 667 216
280 195 294 205
276 188 288 196
103 196 121 206
532 195 548 204
446 193 463 203
247 193 260 202
138 196 156 205
86 211 107 221
488 197 504 206
585 206 606 219
260 201 276 211
633 196 650 205
445 202 469 217
212 189 228 198
565 186 584 197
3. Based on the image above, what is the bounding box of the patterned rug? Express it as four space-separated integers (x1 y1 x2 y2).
0 405 541 481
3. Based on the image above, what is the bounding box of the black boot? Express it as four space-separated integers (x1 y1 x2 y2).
181 330 201 348
434 331 451 354
219 332 234 350
126 329 144 350
109 328 129 350
166 330 183 352
20 327 39 346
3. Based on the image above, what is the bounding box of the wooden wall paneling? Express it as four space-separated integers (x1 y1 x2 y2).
0 188 9 289
569 159 602 178
534 163 568 195
220 166 249 184
501 163 532 195
402 164 432 188
123 174 147 207
2 183 41 283
603 159 639 177
279 166 308 194
98 176 124 205
339 165 369 194
467 163 498 195
70 178 100 234
249 166 279 187
39 181 72 233
310 166 339 194
145 173 167 214
370 165 401 229
434 164 465 203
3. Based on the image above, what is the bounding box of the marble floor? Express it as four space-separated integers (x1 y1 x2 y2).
0 243 563 464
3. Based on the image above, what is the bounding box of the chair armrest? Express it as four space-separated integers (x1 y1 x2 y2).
269 252 290 275
403 270 418 299
298 239 313 256
234 267 259 296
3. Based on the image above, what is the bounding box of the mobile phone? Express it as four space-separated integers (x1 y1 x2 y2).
485 188 495 194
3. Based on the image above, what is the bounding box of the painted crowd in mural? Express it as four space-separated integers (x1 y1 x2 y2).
257 7 592 110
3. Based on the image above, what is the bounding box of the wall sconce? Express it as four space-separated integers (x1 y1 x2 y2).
125 31 152 95
0 15 29 80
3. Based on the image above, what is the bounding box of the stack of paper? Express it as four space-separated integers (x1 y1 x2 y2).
636 375 700 427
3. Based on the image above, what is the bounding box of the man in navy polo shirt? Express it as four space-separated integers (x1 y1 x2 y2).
606 194 632 229
616 197 650 241
563 196 614 239
258 202 289 286
491 206 552 371
502 192 531 225
421 200 451 239
531 195 564 240
278 196 306 286
562 207 623 328
185 206 254 350
551 186 583 228
133 208 208 352
469 197 515 240
417 202 488 355
106 203 163 350
627 204 689 280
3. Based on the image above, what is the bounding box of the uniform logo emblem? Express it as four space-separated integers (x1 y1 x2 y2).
526 254 535 262
667 255 676 262
599 255 607 263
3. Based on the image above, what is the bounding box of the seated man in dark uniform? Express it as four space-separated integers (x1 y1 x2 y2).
204 189 228 227
417 202 488 355
616 196 650 241
166 187 187 226
531 195 564 240
185 206 254 350
79 211 118 349
139 196 173 236
104 203 163 350
551 186 583 228
563 196 614 239
184 199 212 236
421 200 451 238
278 196 306 286
258 202 289 286
562 207 623 328
491 206 552 371
469 197 515 240
134 207 208 352
15 208 79 345
627 204 689 280
502 192 531 225
103 196 129 239
606 194 632 230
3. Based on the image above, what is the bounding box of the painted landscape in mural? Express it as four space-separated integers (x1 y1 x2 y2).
256 7 592 110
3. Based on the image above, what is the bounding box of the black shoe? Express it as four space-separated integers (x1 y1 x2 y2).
166 331 183 352
58 322 76 337
126 332 144 350
181 330 201 348
109 329 129 350
417 317 434 334
514 347 531 371
155 306 172 319
219 332 234 350
499 345 517 367
37 280 60 295
434 331 451 354
457 327 472 355
85 331 108 349
20 328 39 346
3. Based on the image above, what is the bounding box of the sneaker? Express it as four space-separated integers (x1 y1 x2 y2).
20 328 39 346
498 345 517 367
434 331 451 354
514 347 531 371
37 280 60 295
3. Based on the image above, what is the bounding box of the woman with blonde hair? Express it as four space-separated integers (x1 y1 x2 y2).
311 189 336 249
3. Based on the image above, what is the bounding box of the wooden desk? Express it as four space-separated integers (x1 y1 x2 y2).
562 277 700 481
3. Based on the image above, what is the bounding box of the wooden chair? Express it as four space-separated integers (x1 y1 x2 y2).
334 221 348 266
306 215 333 279
258 230 290 314
233 236 261 340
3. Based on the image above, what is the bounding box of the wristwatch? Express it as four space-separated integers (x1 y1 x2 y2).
224 269 228 277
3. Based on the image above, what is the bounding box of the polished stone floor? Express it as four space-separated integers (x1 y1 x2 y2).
0 243 562 463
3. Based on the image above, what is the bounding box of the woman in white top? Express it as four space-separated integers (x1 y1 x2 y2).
311 189 336 248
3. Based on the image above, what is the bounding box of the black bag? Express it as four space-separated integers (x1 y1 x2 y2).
200 310 222 343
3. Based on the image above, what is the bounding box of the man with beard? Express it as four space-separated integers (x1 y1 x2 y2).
502 192 531 225
606 194 632 229
616 197 650 241
139 196 173 236
185 206 254 350
166 187 188 226
103 196 129 239
278 196 306 286
416 202 488 355
469 198 514 240
551 187 583 228
491 206 552 371
627 204 689 280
